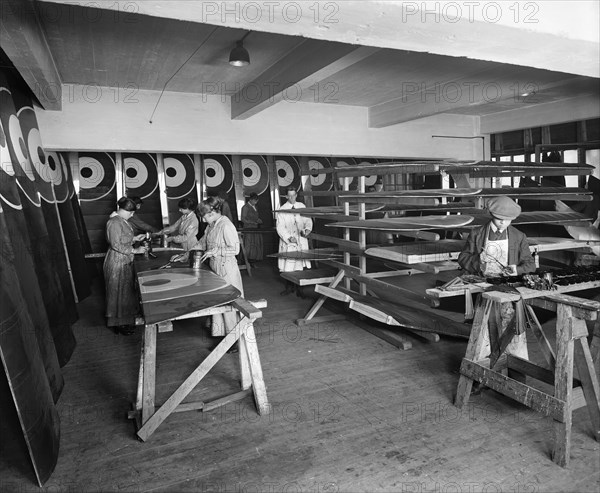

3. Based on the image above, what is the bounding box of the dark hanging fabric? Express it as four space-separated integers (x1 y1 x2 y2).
0 70 72 385
0 209 61 486
2 81 77 365
0 64 84 485
11 81 78 327
1 207 64 401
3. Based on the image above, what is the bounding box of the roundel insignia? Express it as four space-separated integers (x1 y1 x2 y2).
203 155 233 194
335 158 356 189
0 88 40 206
124 153 158 199
275 156 301 191
0 104 21 209
308 157 332 191
163 154 196 199
78 152 116 201
19 106 55 202
242 155 269 195
46 151 69 203
356 159 380 188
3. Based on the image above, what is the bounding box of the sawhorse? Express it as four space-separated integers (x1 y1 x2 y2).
129 298 268 441
454 288 600 467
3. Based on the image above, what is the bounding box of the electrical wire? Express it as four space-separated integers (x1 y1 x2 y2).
149 26 219 124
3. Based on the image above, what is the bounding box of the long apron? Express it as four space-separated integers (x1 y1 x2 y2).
202 216 244 336
480 232 528 359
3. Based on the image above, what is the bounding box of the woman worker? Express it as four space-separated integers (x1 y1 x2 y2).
458 195 536 360
240 192 264 262
156 197 199 261
104 197 148 335
197 196 244 351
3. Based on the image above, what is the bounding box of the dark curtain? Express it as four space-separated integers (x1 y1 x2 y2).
0 63 87 485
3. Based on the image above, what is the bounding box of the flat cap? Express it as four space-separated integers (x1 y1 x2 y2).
486 196 521 220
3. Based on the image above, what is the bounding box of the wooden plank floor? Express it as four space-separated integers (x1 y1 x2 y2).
1 260 599 492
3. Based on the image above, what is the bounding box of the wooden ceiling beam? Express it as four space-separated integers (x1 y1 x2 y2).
369 77 598 129
231 42 378 120
1 0 62 110
39 0 598 78
480 94 600 134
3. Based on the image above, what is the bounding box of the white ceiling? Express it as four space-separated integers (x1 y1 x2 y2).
2 0 599 128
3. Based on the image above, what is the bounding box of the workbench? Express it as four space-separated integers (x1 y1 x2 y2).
128 252 269 441
454 286 600 467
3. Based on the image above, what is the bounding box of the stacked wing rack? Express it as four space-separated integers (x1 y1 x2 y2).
279 158 598 349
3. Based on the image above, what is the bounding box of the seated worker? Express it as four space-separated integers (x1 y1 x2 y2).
458 195 536 360
458 195 536 278
156 197 199 261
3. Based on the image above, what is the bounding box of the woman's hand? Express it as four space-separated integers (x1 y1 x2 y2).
134 234 147 242
200 249 215 262
133 246 147 255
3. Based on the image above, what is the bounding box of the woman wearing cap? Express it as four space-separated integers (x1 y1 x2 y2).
458 195 536 361
458 195 536 278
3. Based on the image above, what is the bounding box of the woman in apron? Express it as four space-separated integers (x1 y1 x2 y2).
458 196 536 359
197 196 244 350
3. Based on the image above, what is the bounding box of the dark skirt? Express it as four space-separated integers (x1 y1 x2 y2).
103 249 139 326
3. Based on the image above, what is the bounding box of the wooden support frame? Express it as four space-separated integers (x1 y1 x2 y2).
454 289 600 467
129 299 268 442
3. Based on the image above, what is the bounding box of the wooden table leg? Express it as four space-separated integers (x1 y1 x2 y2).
455 296 494 408
135 343 144 412
141 324 158 425
552 305 575 467
137 325 239 441
238 322 252 391
574 335 600 443
589 320 600 375
243 322 269 414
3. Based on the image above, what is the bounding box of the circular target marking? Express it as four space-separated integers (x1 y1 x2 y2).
335 159 356 188
125 158 149 188
163 154 196 199
204 159 225 188
276 158 300 190
47 152 69 203
164 157 186 188
79 157 105 189
17 106 55 202
356 160 380 188
0 115 20 209
44 151 62 185
5 108 39 205
308 158 332 191
8 115 33 181
203 155 233 193
0 115 13 177
124 154 158 199
78 153 116 200
242 156 268 195
0 87 34 206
